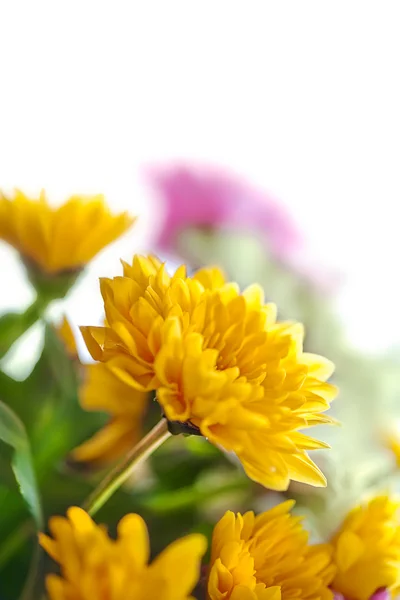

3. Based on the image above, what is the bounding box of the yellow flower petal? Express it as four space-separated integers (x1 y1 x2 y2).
56 316 79 358
331 496 400 600
335 531 364 572
72 361 149 465
0 190 134 274
208 503 333 600
150 534 207 596
40 508 206 600
81 254 337 491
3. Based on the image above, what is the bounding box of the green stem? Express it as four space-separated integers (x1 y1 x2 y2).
0 520 33 569
365 463 398 491
82 418 171 517
19 541 44 600
140 477 249 514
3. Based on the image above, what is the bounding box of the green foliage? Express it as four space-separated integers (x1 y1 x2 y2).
0 302 42 359
0 401 44 600
0 322 89 599
0 401 43 530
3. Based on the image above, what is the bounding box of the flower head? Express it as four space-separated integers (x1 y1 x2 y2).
208 500 335 600
330 496 400 600
72 361 149 465
147 164 341 293
57 316 79 359
81 255 337 490
147 164 302 261
383 428 400 467
39 507 206 600
0 189 134 274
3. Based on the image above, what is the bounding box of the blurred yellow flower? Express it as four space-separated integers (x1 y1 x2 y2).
39 506 206 600
81 255 337 490
0 189 134 274
383 429 400 467
56 315 149 465
72 361 149 464
208 500 335 600
330 496 400 600
57 316 79 359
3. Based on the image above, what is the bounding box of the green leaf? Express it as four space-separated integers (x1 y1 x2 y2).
42 323 78 400
0 369 23 405
0 400 43 530
24 324 103 486
0 402 45 598
0 301 43 359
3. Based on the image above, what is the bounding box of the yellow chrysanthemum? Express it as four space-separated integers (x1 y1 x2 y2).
72 361 149 464
39 507 206 600
330 496 400 600
0 189 134 274
81 255 337 490
208 500 335 600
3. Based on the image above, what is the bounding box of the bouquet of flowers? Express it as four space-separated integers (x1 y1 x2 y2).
0 170 399 600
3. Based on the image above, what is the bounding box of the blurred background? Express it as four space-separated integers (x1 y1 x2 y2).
1 2 400 598
1 1 400 351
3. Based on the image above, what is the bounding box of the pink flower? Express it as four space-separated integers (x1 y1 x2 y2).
146 163 340 292
370 590 390 600
333 589 390 600
146 163 303 261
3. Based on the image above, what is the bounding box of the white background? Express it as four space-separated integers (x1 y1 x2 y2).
1 1 400 356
